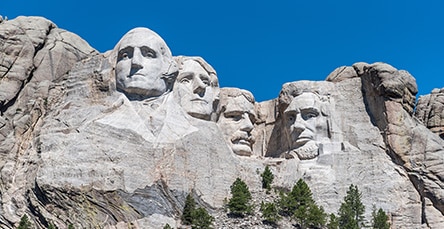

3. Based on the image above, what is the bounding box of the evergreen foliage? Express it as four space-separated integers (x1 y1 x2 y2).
48 222 57 229
163 223 173 229
261 165 274 191
338 184 365 229
260 201 280 224
227 178 253 217
327 213 339 229
278 179 326 228
371 207 390 229
181 192 214 228
191 207 214 229
17 215 32 229
304 204 327 228
182 193 196 225
68 224 75 229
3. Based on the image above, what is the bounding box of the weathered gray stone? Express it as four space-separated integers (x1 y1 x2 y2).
0 16 443 229
0 16 97 227
415 88 444 139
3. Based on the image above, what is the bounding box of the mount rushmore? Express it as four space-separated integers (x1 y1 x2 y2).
0 16 444 228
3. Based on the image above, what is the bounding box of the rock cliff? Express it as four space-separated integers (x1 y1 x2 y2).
0 16 443 228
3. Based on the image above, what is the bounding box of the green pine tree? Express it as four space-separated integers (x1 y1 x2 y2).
372 207 390 229
227 178 253 217
260 201 280 225
17 215 32 229
48 221 57 229
306 204 327 228
278 179 326 229
327 213 339 229
67 224 75 229
261 165 274 191
278 179 314 215
191 207 214 229
182 193 197 225
163 223 173 229
338 184 365 229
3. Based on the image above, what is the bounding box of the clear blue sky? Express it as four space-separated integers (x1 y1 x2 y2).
3 0 443 102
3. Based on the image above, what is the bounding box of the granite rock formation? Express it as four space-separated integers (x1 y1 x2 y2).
416 88 444 139
0 16 443 228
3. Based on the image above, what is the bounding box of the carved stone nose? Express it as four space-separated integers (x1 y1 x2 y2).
193 79 206 96
291 120 305 135
240 113 254 132
131 49 144 69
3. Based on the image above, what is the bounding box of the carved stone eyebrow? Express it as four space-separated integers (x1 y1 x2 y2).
117 46 134 61
177 72 194 81
139 46 157 58
300 107 320 114
223 110 244 119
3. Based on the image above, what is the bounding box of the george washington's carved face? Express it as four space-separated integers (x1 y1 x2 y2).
115 28 174 99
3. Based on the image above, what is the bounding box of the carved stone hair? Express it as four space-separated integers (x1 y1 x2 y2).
175 56 218 87
110 27 179 89
278 82 330 117
216 88 255 121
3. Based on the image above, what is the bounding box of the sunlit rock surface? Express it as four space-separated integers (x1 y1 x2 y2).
0 16 443 228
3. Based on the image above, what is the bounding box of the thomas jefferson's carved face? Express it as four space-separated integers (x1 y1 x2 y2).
174 60 218 120
283 92 328 159
218 95 255 156
115 28 173 98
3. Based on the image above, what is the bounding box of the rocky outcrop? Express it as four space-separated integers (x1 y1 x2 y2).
415 88 444 139
0 16 97 227
327 62 444 228
0 16 443 229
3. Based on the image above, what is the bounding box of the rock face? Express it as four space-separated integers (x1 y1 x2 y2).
0 16 443 228
416 88 444 139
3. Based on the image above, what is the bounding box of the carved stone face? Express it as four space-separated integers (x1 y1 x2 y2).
115 28 173 99
174 60 218 120
218 94 255 156
283 92 328 159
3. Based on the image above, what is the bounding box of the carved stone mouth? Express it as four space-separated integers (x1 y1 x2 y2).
191 98 207 103
233 138 252 147
128 73 146 79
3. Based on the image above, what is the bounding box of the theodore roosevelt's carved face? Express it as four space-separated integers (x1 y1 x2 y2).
217 90 256 156
115 28 175 99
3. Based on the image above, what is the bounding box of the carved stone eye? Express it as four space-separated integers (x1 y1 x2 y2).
140 46 156 58
301 108 319 120
224 112 242 122
285 111 297 124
